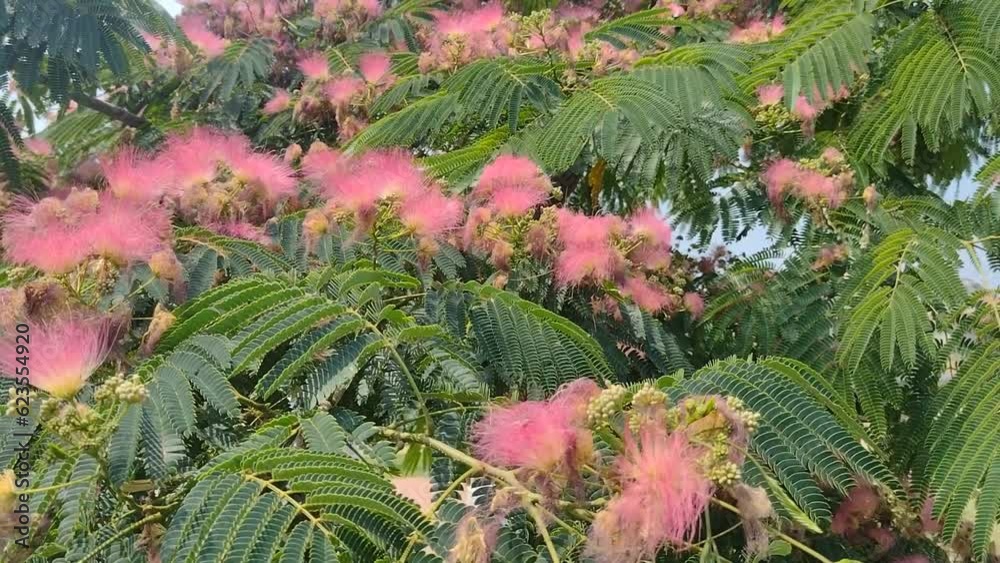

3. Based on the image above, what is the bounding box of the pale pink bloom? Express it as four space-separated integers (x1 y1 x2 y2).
337 115 368 143
756 83 784 106
399 188 464 238
556 245 621 286
821 146 844 164
683 292 705 318
556 209 623 249
621 276 671 313
627 208 672 270
159 127 244 190
324 150 425 215
919 497 941 534
892 557 930 563
23 137 52 156
665 2 685 17
2 196 94 273
0 316 116 398
301 142 347 185
102 148 168 203
472 382 595 473
298 51 330 81
762 158 801 202
473 155 551 216
867 527 896 555
313 0 343 18
263 89 291 115
178 15 228 58
85 196 171 264
358 52 393 84
798 170 843 208
284 143 303 164
206 220 270 244
461 206 492 251
730 19 770 43
588 431 712 561
771 13 786 35
391 476 434 512
324 76 365 107
792 95 821 122
228 152 298 203
358 0 382 17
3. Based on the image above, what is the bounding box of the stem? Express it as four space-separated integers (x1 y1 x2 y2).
710 498 834 563
244 473 342 547
70 93 150 129
19 478 93 495
77 513 162 562
381 428 521 487
363 320 432 428
526 502 561 563
429 466 480 516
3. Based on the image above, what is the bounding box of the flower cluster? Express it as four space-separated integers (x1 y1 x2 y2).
418 2 513 72
729 15 785 43
762 148 854 211
755 82 852 136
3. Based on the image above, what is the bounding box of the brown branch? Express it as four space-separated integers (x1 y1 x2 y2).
70 93 150 129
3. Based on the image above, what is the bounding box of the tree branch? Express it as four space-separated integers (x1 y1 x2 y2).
70 93 150 129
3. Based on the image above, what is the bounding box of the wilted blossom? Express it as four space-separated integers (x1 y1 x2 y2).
831 483 881 535
587 430 712 562
178 15 228 58
555 210 624 286
0 316 116 398
472 155 552 217
472 378 599 475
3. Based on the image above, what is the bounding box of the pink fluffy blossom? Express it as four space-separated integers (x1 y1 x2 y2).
323 150 426 220
206 220 271 244
0 316 116 398
23 137 52 156
298 51 331 81
555 210 624 286
587 431 712 561
178 15 228 58
101 148 169 203
358 52 393 85
263 89 291 115
627 208 672 270
756 84 784 106
621 276 671 313
683 292 705 318
324 76 365 107
399 188 464 239
2 196 94 273
792 95 821 122
472 155 551 216
301 142 347 185
84 196 171 264
472 379 598 473
831 484 881 535
556 209 622 249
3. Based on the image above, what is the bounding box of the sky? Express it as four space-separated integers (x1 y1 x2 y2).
160 0 182 14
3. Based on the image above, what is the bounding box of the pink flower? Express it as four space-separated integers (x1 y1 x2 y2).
358 52 393 84
892 557 931 563
919 496 942 534
762 158 801 202
178 15 228 58
206 221 271 244
263 89 291 115
324 76 365 107
0 316 116 398
399 188 464 238
158 127 241 190
227 151 298 204
756 84 784 106
588 431 712 561
683 292 705 318
85 196 171 264
323 150 426 219
2 195 95 273
472 379 598 473
472 155 551 216
391 476 434 512
665 2 685 17
821 146 844 164
555 210 624 286
556 209 623 248
301 142 347 185
792 95 821 121
621 276 671 313
23 137 52 156
831 484 880 535
627 208 672 270
298 51 330 81
101 148 169 203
